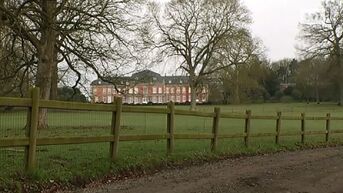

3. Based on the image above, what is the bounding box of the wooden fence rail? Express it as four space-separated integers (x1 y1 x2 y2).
0 87 342 172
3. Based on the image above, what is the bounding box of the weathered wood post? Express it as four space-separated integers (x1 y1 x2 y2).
167 102 175 155
301 113 305 144
244 110 251 147
110 97 122 161
275 112 282 145
211 107 220 152
25 87 40 172
326 113 331 143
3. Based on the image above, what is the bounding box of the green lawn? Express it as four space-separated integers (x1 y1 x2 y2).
1 102 343 191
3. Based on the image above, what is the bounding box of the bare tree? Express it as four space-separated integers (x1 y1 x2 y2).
299 0 343 105
0 0 142 127
217 29 263 104
149 0 250 109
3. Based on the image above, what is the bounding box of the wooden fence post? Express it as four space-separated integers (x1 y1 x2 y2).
110 97 122 161
301 113 305 144
244 110 251 147
167 102 175 155
275 112 281 145
326 113 331 143
25 87 40 172
211 107 220 152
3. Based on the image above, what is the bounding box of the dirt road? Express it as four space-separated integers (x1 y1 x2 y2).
70 147 343 193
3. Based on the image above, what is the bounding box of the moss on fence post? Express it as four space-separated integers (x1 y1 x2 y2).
275 112 282 145
326 113 331 143
25 87 40 172
110 97 122 161
167 102 175 155
244 110 251 147
301 113 305 144
211 107 220 152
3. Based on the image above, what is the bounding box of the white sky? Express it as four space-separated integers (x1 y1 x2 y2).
155 0 324 62
243 0 323 61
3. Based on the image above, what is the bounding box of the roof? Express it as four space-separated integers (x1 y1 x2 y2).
164 76 189 84
131 70 164 83
90 79 112 86
91 70 190 86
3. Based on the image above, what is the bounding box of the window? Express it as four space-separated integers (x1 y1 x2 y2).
153 87 157 94
103 88 106 94
143 97 148 103
168 80 172 84
171 96 175 101
108 96 112 103
158 96 163 103
95 97 99 103
166 87 170 94
182 95 186 102
129 88 133 94
182 87 186 93
158 87 162 94
170 87 175 94
176 87 180 94
176 96 181 102
107 88 112 94
152 96 157 103
134 87 138 94
143 87 148 94
93 88 97 93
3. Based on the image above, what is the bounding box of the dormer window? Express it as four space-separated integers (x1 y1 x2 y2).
98 80 101 84
169 80 172 84
180 80 183 84
153 77 157 81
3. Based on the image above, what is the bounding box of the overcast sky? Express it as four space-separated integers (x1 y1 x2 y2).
243 0 323 61
155 0 324 62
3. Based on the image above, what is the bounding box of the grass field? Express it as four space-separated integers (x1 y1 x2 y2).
1 102 343 190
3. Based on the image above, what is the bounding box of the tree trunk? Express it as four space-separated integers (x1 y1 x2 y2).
50 51 58 100
35 0 57 129
233 66 240 104
190 85 197 110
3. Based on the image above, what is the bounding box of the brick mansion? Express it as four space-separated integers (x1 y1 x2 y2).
91 70 209 104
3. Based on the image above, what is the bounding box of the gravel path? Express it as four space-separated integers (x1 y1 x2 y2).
67 146 343 193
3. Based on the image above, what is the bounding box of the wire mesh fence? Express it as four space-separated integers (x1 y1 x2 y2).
0 107 27 181
36 109 112 138
2 97 343 191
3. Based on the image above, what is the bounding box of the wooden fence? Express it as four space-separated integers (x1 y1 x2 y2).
1 87 343 172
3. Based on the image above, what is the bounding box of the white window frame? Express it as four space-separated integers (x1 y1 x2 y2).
108 96 112 103
176 96 181 102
